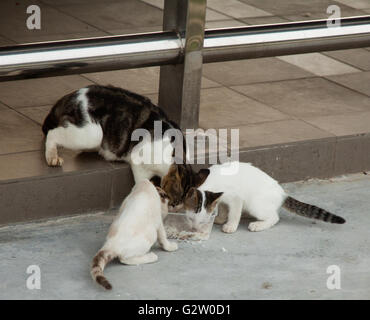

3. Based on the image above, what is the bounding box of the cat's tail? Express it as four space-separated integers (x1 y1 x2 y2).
91 249 116 290
283 196 345 224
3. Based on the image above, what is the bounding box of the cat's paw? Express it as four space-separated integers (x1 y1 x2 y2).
248 221 269 232
163 241 178 252
222 223 237 233
46 156 64 167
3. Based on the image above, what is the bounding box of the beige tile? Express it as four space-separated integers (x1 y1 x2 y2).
0 150 112 182
146 93 158 105
334 0 370 9
42 0 120 5
282 7 366 21
12 31 109 44
183 129 229 164
205 20 247 29
323 49 370 71
83 67 159 94
144 77 222 105
207 0 273 18
327 71 370 97
17 106 52 125
206 9 232 21
107 26 161 36
232 78 370 118
235 119 333 148
0 102 8 111
278 53 360 76
0 0 101 43
57 0 163 33
199 87 290 129
202 58 314 86
0 75 93 108
282 13 330 21
241 16 288 25
304 111 370 136
0 35 15 46
84 68 221 95
140 0 164 10
201 77 222 89
0 109 44 154
240 0 349 15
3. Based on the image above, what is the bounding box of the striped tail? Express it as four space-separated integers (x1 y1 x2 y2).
91 249 115 290
283 196 345 224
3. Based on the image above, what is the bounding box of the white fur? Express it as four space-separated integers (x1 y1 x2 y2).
45 87 174 182
45 88 103 166
198 162 287 233
101 180 177 264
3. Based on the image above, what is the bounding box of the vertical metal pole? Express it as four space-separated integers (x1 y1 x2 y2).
158 0 207 130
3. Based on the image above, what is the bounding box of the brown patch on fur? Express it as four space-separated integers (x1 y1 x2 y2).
155 186 169 202
205 191 223 214
161 164 210 207
184 188 200 211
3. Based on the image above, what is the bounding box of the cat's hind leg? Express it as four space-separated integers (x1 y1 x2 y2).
119 252 158 265
247 198 281 232
222 197 243 234
45 122 103 166
248 215 279 232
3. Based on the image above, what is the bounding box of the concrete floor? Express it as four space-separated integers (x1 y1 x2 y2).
0 173 369 300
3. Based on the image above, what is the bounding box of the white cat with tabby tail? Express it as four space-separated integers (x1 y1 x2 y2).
91 179 178 290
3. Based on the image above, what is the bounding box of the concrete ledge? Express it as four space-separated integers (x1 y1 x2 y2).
1 133 369 225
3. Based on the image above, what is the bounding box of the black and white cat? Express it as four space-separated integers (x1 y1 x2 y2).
42 85 184 182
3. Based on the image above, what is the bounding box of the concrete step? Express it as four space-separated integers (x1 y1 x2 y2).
1 133 370 226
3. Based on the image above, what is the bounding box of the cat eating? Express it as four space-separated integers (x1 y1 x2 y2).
91 179 177 290
162 162 346 233
164 187 223 241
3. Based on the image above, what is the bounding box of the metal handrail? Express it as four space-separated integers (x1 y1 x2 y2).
1 16 369 82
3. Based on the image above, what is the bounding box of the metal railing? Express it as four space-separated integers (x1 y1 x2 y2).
0 0 369 129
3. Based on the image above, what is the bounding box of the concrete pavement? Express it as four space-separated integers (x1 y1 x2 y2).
0 173 369 299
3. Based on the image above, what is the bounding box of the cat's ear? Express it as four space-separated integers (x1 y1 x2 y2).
155 186 169 202
194 168 210 187
205 191 223 213
150 175 161 187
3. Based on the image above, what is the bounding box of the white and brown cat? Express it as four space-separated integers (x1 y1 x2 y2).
91 179 177 290
162 162 346 233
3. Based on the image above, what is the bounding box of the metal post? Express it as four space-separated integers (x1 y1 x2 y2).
158 0 207 130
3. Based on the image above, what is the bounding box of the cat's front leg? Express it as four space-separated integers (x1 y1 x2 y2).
45 130 64 166
157 222 178 252
214 203 228 225
222 197 243 234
